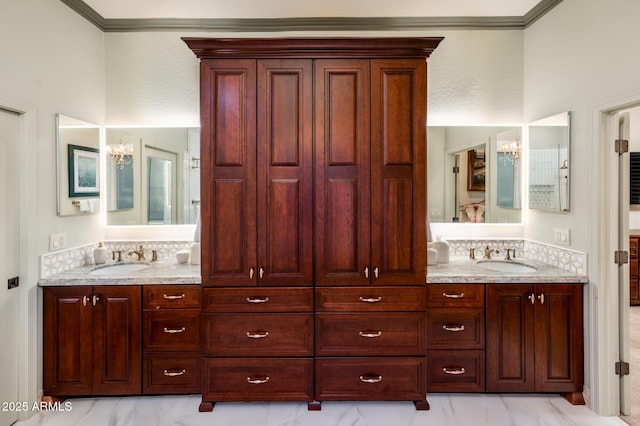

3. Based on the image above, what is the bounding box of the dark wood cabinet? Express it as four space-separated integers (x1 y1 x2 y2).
142 285 201 395
486 283 584 404
631 235 640 305
43 285 141 397
185 37 442 411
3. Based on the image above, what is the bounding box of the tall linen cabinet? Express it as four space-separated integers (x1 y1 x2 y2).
184 37 442 411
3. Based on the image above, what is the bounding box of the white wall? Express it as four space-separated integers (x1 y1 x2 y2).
0 0 105 253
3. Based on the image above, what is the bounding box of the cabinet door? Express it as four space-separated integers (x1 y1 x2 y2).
534 284 584 392
257 59 313 286
43 286 93 396
370 59 427 286
200 59 257 286
92 286 142 395
314 59 371 286
486 284 535 392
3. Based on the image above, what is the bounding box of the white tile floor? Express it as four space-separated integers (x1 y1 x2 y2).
15 394 627 426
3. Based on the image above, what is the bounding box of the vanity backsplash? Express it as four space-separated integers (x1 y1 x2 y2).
445 239 587 276
40 241 193 279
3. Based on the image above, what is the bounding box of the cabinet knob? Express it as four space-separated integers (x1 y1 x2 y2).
538 293 545 304
359 374 383 384
246 297 269 304
259 267 265 279
163 293 185 300
250 268 255 279
373 267 379 278
364 267 369 279
442 324 465 332
163 327 186 334
528 293 536 305
92 295 99 306
163 369 186 377
359 296 382 303
246 331 269 339
82 295 89 307
442 292 464 299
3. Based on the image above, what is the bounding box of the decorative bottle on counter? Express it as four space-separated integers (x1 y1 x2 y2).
432 236 450 263
94 242 108 265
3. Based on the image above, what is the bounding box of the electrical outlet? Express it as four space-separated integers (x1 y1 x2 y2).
554 228 571 245
8 276 19 290
49 232 67 251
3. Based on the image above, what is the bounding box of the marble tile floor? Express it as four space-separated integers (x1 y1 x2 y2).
16 394 627 426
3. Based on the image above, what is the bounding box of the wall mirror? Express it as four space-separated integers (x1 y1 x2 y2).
427 126 522 224
528 111 571 212
105 127 200 226
56 113 101 216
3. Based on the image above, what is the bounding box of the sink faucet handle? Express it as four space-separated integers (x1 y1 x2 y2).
469 247 476 260
504 248 517 260
112 250 124 262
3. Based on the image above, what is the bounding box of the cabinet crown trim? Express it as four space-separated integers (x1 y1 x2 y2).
183 37 443 59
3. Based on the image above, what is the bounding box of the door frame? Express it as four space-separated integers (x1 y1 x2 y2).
0 95 38 421
591 92 640 416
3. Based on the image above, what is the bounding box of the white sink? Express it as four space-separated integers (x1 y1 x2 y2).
476 260 536 273
90 262 150 275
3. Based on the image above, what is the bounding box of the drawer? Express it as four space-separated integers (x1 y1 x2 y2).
427 350 485 393
427 308 484 350
315 313 425 356
203 287 313 313
202 358 314 402
315 286 426 312
143 352 201 394
426 284 484 307
143 310 201 351
202 313 313 356
315 357 426 401
143 285 201 309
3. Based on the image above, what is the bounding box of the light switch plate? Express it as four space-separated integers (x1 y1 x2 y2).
553 228 570 245
49 232 67 251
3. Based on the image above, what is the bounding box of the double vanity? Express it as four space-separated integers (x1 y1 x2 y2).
39 240 587 408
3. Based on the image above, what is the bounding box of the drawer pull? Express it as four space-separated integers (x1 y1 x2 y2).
163 369 186 377
442 292 464 299
359 296 382 303
359 331 382 338
359 374 383 384
247 376 270 384
246 297 270 304
442 324 465 332
163 327 186 334
246 331 269 339
443 367 466 375
163 293 185 300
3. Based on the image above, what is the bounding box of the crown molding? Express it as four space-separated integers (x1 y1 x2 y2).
60 0 563 33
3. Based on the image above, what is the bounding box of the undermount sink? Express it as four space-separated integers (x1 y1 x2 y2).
476 260 537 274
89 262 150 275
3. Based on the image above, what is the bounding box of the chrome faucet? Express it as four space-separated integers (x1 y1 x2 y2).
128 245 146 261
483 246 499 260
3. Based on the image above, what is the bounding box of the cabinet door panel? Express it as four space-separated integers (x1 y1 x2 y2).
257 59 313 286
315 59 371 286
534 284 584 392
486 284 535 392
43 287 93 396
370 60 426 285
92 286 142 395
201 59 257 286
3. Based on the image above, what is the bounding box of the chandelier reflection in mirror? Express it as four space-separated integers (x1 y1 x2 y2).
500 138 522 164
106 141 134 169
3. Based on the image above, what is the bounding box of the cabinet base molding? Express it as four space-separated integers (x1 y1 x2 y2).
561 391 585 405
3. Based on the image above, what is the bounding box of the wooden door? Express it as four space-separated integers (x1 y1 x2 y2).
200 59 258 286
43 286 93 396
257 59 313 286
92 286 142 395
314 59 371 286
370 59 427 286
486 284 535 392
534 284 584 393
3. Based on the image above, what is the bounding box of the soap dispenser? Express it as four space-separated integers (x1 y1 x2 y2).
432 236 450 264
94 242 108 265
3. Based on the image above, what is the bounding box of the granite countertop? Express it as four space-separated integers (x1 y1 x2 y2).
38 258 201 286
427 257 588 284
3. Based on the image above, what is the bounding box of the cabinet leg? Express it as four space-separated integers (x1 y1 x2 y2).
307 401 322 411
561 391 585 405
414 399 430 410
199 401 215 412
